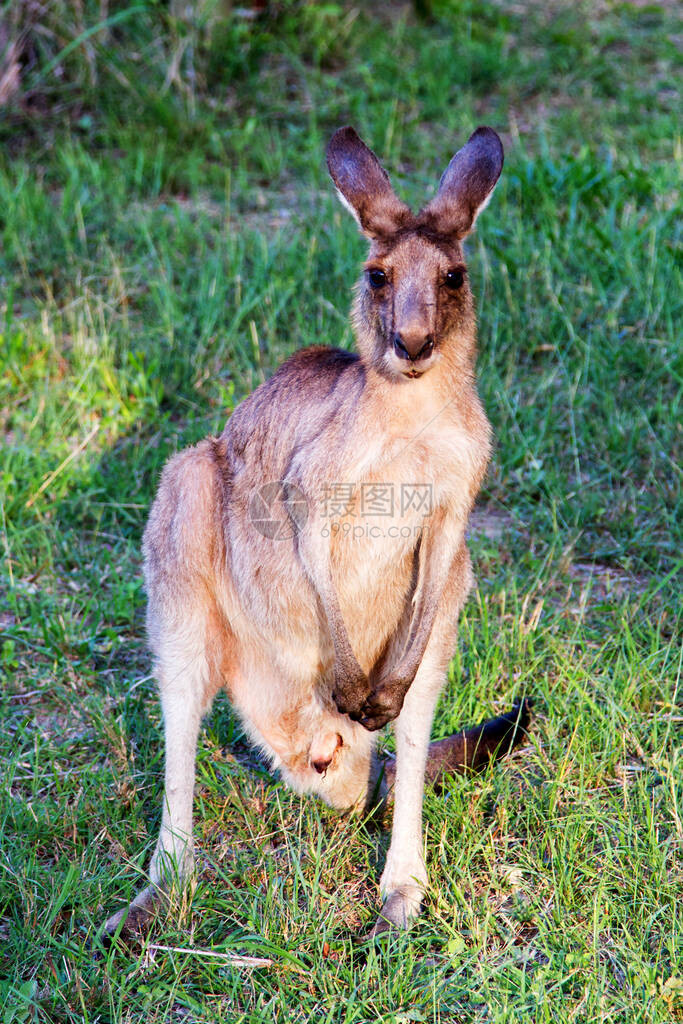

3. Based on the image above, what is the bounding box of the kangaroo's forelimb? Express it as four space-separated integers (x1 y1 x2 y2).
296 519 371 718
353 512 466 731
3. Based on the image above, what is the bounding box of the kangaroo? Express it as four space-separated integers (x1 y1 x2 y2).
103 125 530 941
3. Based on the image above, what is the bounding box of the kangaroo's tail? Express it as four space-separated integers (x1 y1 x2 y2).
382 698 532 789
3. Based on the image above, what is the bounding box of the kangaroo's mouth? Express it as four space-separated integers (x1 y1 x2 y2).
384 346 436 381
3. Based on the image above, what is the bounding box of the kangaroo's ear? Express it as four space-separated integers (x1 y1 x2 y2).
327 126 411 239
420 126 503 239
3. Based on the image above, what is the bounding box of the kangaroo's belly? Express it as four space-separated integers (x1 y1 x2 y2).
334 531 417 671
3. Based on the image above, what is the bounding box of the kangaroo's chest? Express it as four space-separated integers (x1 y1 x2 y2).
331 418 479 545
328 422 479 666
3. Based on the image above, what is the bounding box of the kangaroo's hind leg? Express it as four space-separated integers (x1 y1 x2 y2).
148 610 230 893
102 616 222 939
103 441 232 939
372 545 473 935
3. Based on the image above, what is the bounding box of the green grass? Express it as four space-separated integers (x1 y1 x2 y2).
1 0 681 1020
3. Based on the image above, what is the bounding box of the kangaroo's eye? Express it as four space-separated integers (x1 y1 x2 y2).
445 268 465 290
368 268 387 289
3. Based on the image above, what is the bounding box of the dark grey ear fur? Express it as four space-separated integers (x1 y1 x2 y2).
326 126 410 238
420 126 504 239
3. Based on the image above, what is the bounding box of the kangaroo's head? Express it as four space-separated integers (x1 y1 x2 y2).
327 126 503 381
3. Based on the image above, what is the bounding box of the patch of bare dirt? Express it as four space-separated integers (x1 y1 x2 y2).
564 560 649 601
469 506 520 540
125 182 323 234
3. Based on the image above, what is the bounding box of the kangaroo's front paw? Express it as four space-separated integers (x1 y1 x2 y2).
356 674 411 731
332 667 371 719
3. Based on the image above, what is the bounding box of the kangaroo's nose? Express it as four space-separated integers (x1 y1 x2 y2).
393 332 434 362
